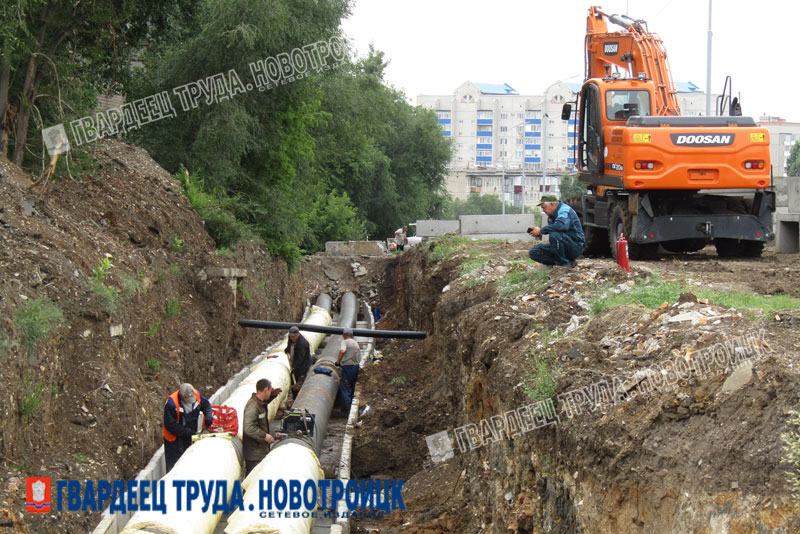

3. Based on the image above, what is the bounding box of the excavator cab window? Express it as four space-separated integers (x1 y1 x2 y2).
605 90 651 121
580 84 603 173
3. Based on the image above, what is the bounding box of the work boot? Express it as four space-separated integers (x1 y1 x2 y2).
568 259 578 267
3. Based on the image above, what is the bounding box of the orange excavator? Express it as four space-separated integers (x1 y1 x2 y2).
563 6 774 259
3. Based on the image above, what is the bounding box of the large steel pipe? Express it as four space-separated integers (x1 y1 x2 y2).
224 300 332 440
121 296 332 534
238 320 426 340
226 293 359 534
281 291 357 453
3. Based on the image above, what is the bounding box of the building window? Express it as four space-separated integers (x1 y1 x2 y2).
516 151 523 158
500 113 508 119
436 110 451 119
500 138 508 145
526 124 541 133
526 110 542 119
477 110 492 119
500 126 508 132
470 176 483 187
516 138 523 145
477 150 492 157
477 125 492 132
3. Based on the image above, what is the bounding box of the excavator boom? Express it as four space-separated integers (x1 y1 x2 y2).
585 6 680 115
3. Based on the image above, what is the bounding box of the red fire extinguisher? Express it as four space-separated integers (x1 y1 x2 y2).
617 233 630 272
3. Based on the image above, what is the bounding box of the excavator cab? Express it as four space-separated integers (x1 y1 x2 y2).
605 89 651 120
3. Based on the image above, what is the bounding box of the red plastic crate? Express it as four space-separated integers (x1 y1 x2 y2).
207 405 238 435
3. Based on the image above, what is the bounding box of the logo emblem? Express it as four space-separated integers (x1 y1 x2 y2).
670 133 735 147
26 477 51 513
603 42 619 55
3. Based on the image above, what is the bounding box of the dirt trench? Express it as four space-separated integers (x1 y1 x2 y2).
352 241 800 534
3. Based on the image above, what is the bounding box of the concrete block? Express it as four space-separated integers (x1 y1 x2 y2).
459 214 537 235
415 219 459 237
465 233 537 241
325 241 386 256
788 176 800 212
776 213 800 253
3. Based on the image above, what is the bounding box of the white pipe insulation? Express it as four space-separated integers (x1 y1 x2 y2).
121 435 241 534
120 304 332 534
224 443 323 534
224 304 332 439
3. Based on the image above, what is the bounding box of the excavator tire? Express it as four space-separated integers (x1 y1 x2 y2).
608 203 658 261
713 238 765 258
566 197 609 257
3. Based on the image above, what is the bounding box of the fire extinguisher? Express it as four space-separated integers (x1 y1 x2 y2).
617 233 630 272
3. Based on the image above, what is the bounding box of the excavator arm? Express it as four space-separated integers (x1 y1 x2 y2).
585 6 680 116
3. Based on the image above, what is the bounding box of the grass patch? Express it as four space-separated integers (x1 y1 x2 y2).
497 262 550 297
590 278 800 315
120 273 143 298
14 297 64 359
165 299 181 319
90 279 120 314
522 356 557 404
146 357 160 372
19 379 44 422
459 256 490 275
168 263 180 276
169 234 190 252
147 321 161 337
390 376 407 385
427 235 474 261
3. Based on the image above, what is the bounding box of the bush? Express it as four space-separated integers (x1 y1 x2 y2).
90 279 120 314
14 297 65 360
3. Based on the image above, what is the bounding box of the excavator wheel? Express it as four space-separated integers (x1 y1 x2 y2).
713 238 765 258
660 238 709 254
608 204 658 261
566 197 609 257
583 225 610 256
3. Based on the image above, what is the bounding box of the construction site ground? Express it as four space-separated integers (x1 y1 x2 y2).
1 141 799 533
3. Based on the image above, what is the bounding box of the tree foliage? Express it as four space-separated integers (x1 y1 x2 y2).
0 0 197 165
559 173 587 201
442 194 521 219
128 5 450 263
788 140 800 177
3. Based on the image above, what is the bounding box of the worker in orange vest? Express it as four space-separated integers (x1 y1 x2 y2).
162 383 213 472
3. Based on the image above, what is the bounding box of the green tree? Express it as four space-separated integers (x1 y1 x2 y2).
128 0 349 264
788 140 800 177
313 47 451 239
559 173 587 200
0 0 196 164
442 193 522 218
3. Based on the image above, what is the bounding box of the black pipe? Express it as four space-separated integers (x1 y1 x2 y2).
238 320 426 340
273 292 358 454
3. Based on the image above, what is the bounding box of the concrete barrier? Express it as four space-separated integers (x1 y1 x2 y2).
415 219 459 237
325 241 386 256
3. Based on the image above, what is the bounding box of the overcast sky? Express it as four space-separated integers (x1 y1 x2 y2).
341 0 799 122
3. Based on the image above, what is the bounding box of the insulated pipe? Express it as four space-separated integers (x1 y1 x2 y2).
227 293 359 534
224 443 323 534
238 320 426 340
121 296 332 534
279 292 358 454
121 435 242 534
224 302 333 440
